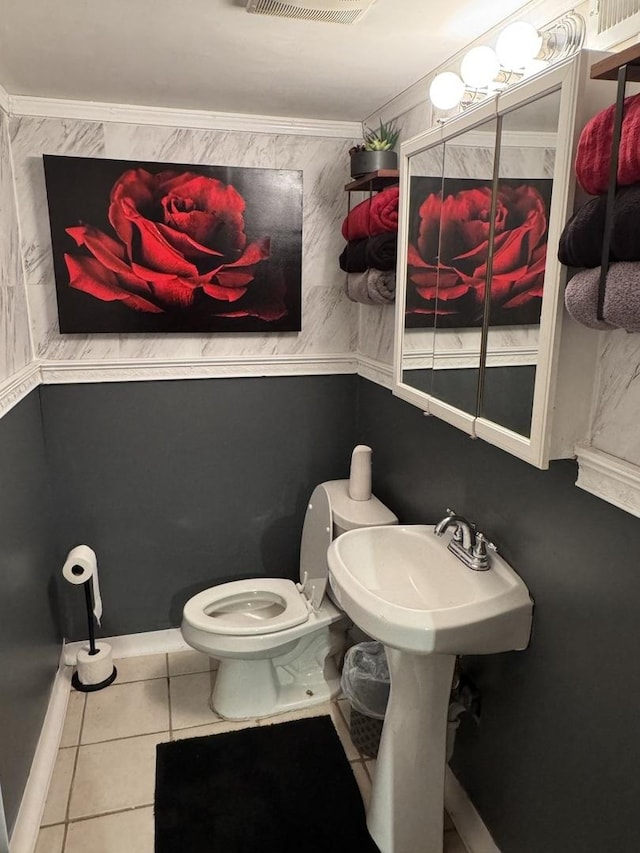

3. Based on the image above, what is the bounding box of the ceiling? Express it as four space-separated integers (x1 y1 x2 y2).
0 0 534 121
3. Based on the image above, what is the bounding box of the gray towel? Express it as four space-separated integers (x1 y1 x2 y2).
564 268 616 330
564 262 640 331
346 270 396 305
603 261 640 331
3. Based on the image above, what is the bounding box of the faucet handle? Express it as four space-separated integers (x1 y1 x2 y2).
472 531 497 557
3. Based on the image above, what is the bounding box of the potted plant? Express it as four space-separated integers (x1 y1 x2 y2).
350 120 401 178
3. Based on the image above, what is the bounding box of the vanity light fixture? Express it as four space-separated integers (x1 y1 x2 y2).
428 11 585 112
460 46 501 89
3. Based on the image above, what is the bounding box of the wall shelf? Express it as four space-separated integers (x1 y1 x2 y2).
590 43 640 81
344 169 399 192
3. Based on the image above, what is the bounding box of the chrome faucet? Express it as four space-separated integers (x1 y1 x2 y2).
434 508 497 571
434 511 474 550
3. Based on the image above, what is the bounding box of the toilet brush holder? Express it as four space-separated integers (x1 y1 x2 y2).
71 579 117 692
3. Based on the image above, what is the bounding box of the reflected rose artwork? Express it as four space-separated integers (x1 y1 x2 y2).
406 176 552 328
44 156 303 333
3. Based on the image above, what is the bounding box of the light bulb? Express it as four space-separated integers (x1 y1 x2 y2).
429 72 466 111
460 46 500 89
496 22 542 70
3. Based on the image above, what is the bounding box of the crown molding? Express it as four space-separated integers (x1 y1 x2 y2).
0 83 9 114
0 362 42 420
9 94 362 138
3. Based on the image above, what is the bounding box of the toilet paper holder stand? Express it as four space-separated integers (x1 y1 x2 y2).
71 570 118 693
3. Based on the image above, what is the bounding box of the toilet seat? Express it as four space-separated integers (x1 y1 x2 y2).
183 578 311 637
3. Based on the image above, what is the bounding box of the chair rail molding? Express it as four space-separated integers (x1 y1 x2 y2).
0 83 9 114
0 363 42 420
575 443 640 519
38 353 358 385
356 354 394 389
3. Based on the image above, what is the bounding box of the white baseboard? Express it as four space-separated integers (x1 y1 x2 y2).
63 627 189 666
445 767 501 853
9 649 70 853
10 630 189 853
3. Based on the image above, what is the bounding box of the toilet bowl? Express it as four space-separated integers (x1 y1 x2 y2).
181 478 397 720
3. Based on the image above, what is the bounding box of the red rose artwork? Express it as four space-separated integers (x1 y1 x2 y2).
405 176 552 328
43 156 303 333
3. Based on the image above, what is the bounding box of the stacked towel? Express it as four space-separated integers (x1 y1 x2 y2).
341 186 399 240
565 263 640 332
575 94 640 196
558 185 640 269
339 233 397 273
346 270 396 305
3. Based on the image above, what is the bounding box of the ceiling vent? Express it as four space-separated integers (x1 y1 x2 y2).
246 0 376 25
589 0 640 48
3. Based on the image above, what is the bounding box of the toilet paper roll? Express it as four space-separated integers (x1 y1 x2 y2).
62 545 103 626
348 445 372 501
76 642 114 686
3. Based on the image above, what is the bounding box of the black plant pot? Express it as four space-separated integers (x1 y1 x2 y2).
350 149 398 179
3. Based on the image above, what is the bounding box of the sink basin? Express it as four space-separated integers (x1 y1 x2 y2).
328 524 533 853
328 524 532 656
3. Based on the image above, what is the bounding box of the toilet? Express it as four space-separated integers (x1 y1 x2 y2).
181 477 397 720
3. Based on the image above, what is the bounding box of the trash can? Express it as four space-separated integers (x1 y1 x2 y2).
340 641 390 758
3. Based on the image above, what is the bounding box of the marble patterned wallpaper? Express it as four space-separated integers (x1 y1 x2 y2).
8 116 359 365
588 331 640 466
0 106 32 385
356 101 428 376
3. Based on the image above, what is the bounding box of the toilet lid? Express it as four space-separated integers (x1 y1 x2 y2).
183 578 311 636
299 484 332 608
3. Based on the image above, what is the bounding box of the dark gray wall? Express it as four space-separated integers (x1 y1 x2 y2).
40 375 357 640
356 377 640 853
0 391 60 835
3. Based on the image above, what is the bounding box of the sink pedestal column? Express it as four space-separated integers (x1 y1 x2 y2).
367 650 456 853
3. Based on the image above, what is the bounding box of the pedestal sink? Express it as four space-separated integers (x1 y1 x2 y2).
327 524 533 853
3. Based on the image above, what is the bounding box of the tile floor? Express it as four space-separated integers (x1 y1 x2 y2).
37 650 468 853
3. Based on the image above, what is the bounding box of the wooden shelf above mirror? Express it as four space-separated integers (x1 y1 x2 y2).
591 43 640 81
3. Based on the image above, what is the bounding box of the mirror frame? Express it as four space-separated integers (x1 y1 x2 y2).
393 56 587 467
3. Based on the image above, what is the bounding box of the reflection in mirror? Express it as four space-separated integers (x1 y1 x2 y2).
401 143 445 397
401 119 499 415
480 89 561 437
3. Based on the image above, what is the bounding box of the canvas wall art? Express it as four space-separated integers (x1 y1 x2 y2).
43 156 303 333
405 176 553 328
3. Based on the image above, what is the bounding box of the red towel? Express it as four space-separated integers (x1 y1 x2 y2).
341 185 399 240
575 93 640 195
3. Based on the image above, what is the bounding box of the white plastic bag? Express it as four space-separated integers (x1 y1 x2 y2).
340 641 390 719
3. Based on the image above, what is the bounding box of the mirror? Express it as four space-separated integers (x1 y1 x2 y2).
394 55 599 468
400 118 498 419
431 119 498 416
397 84 562 440
480 89 561 437
401 142 445 397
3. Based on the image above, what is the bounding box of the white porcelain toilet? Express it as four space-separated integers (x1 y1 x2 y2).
181 476 397 720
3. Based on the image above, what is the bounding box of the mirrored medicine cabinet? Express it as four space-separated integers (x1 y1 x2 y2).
393 51 611 469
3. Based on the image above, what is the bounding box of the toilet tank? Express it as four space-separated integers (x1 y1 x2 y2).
322 480 398 537
299 480 397 610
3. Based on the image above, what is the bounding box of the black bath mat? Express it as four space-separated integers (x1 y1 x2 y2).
154 715 380 853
